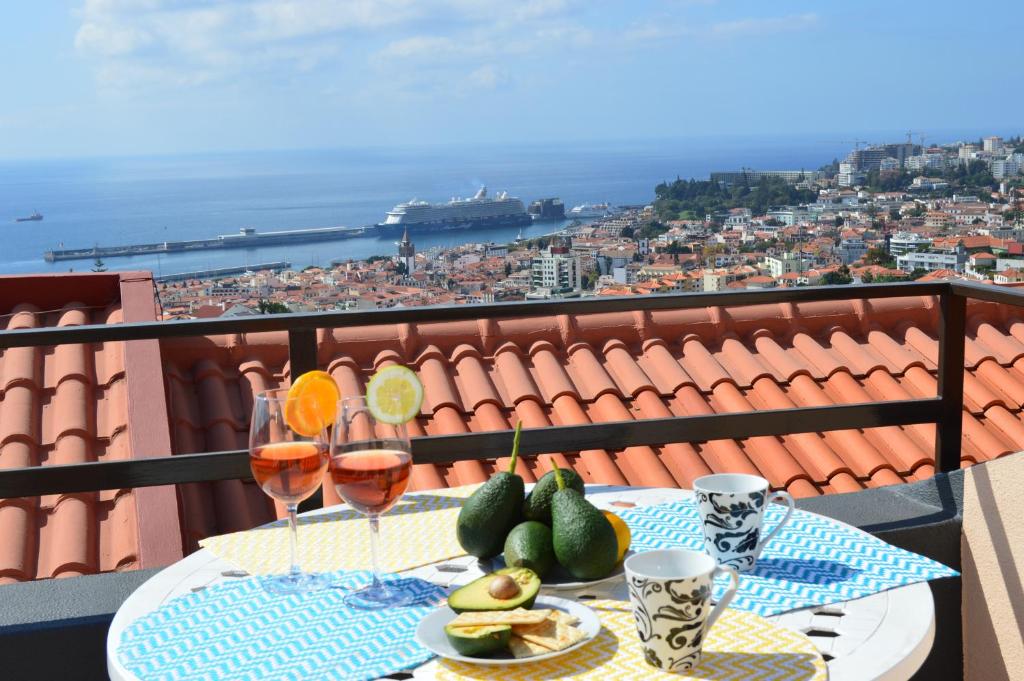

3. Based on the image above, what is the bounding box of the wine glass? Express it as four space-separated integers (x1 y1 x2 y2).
249 389 331 594
330 396 415 607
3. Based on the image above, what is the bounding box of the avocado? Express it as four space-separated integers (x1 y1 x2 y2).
444 623 512 657
523 467 585 524
504 521 556 577
550 464 619 581
447 567 541 613
456 421 526 558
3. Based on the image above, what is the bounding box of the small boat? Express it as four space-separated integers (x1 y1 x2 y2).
15 210 43 222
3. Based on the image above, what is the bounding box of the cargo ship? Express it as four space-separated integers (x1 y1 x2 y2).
377 187 530 235
15 210 43 222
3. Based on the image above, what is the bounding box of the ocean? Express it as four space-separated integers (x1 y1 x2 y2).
0 138 851 277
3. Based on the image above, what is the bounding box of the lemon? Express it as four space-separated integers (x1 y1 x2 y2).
366 365 424 425
284 370 341 437
602 510 632 562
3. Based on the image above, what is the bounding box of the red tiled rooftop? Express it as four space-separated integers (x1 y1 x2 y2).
162 290 1024 549
0 273 179 584
8 273 1024 580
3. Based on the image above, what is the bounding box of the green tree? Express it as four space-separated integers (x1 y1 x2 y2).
620 226 634 238
820 265 853 285
504 262 512 276
257 299 290 314
909 267 929 280
864 247 896 268
654 176 815 221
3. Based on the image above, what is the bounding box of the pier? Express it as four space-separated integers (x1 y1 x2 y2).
155 262 291 282
44 225 369 263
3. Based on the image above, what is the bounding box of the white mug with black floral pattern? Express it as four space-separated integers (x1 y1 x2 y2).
625 549 740 673
693 473 795 572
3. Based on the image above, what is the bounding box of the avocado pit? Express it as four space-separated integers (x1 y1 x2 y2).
487 574 521 600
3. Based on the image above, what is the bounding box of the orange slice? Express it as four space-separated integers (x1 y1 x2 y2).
602 510 632 562
284 370 340 437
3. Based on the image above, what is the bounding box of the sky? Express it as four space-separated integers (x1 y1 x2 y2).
0 0 1021 159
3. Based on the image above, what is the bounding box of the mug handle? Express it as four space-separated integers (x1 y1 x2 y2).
755 490 795 558
705 565 739 631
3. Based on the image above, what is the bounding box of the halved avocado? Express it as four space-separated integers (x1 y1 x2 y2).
447 567 541 613
444 623 512 657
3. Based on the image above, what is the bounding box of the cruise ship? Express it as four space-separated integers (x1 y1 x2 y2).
567 203 616 219
377 187 531 234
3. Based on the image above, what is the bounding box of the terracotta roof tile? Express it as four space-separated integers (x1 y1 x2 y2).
0 273 179 584
14 274 1024 576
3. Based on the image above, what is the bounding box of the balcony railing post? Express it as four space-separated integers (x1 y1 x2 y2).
935 288 967 473
287 327 318 379
285 327 322 509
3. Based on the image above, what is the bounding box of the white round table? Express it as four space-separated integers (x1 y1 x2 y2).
107 485 935 681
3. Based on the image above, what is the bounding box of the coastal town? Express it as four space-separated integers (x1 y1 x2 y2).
155 134 1024 319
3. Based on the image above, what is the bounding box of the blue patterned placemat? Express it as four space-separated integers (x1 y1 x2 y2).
617 501 959 618
117 571 444 681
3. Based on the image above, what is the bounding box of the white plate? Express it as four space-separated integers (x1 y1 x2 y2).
487 552 632 591
415 595 601 666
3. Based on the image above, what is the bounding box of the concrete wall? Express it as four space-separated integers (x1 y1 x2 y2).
962 452 1024 681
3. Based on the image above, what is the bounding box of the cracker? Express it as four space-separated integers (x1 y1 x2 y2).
551 610 579 627
509 635 552 658
513 617 585 652
448 608 551 628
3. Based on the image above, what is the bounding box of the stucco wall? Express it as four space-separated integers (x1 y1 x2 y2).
962 452 1024 681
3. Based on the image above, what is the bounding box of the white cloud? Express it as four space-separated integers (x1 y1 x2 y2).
71 0 821 95
710 13 819 37
74 21 152 56
466 64 507 90
622 22 689 43
376 36 462 61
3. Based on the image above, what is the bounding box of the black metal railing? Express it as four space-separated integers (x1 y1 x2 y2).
0 279 1018 499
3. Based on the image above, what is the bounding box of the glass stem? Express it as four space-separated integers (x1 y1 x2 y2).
368 513 384 589
287 503 301 580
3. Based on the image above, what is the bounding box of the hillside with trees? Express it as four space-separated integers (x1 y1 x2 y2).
654 176 817 221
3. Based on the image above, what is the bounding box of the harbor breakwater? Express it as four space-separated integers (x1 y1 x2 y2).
44 225 367 263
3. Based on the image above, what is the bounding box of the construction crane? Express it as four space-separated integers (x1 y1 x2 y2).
821 138 869 151
905 130 927 149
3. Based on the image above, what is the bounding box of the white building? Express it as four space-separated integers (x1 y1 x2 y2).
992 158 1021 180
529 239 582 298
983 136 1005 154
888 232 933 256
906 154 947 172
763 252 808 278
897 249 967 273
837 162 866 187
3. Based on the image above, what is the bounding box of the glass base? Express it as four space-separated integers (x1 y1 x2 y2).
261 571 330 595
342 577 432 609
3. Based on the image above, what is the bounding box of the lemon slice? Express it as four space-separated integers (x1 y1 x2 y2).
366 365 424 425
284 370 340 437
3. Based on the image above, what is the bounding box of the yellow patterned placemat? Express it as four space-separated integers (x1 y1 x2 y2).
430 600 827 681
199 485 479 575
